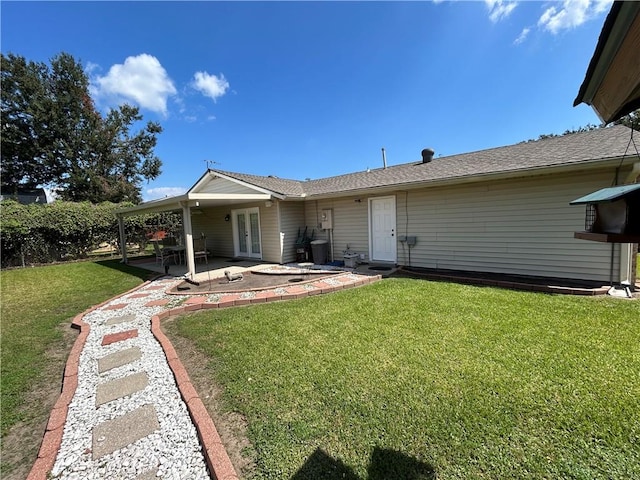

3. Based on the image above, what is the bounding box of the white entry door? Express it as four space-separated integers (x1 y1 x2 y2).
232 208 262 259
369 196 397 263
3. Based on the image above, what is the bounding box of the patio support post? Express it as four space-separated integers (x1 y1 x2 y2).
117 214 128 264
181 202 196 279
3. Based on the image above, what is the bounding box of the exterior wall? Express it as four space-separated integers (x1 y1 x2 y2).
395 168 621 282
278 201 306 263
303 196 370 262
198 177 264 195
190 201 282 263
190 167 629 282
258 202 280 263
303 168 625 282
190 206 234 258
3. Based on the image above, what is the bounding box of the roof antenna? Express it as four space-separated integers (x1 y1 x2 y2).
204 159 220 170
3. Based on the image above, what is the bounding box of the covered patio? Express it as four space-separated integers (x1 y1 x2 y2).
126 255 278 282
116 169 288 280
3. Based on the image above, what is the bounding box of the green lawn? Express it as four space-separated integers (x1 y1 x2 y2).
0 260 152 437
167 278 640 480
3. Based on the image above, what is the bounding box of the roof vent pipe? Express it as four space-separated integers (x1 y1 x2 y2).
382 147 387 169
421 148 435 163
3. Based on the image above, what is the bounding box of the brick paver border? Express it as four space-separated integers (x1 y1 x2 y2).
28 271 382 480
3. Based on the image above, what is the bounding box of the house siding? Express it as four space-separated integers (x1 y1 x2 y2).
278 201 306 263
302 168 624 282
395 169 621 282
303 196 370 262
198 177 265 195
258 202 280 263
191 206 235 258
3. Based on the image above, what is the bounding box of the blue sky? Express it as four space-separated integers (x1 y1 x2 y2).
2 1 612 201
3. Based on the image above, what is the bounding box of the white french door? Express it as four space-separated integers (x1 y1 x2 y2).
232 207 262 259
369 196 397 263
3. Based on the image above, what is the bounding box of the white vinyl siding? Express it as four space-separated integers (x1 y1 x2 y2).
198 176 266 195
395 169 621 282
278 201 306 264
258 202 279 262
190 206 235 258
304 196 370 261
190 201 278 262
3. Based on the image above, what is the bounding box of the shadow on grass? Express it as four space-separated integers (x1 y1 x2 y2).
291 447 435 480
95 258 157 282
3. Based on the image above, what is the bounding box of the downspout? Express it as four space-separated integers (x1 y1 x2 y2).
181 202 196 280
117 214 128 264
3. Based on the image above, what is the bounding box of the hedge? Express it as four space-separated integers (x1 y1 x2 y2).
0 200 181 267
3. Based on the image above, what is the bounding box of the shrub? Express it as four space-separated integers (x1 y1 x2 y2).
0 200 181 267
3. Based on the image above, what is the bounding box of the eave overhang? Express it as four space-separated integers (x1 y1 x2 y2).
574 1 640 123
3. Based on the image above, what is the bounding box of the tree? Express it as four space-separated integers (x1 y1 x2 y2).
613 109 640 131
0 52 162 203
524 109 640 143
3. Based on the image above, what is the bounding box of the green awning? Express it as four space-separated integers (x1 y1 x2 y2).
570 183 640 205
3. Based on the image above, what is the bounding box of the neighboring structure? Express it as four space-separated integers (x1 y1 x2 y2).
118 125 639 285
0 186 47 204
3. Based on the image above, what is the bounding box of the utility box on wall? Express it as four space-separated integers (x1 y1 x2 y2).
321 209 333 230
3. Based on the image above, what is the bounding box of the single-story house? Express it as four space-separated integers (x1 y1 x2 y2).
118 125 639 285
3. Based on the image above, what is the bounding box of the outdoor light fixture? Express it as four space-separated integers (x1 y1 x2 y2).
224 214 231 222
265 200 273 207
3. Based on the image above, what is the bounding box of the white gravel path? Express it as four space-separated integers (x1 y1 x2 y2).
50 277 211 480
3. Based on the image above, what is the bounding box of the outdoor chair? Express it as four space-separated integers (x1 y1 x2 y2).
153 241 176 265
194 237 209 264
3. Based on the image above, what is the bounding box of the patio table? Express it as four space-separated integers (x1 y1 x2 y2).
164 245 185 264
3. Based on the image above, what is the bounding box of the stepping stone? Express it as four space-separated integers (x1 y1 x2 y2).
105 314 136 326
92 404 159 459
145 299 170 307
96 372 149 407
97 347 141 374
128 293 150 299
135 469 159 480
103 303 128 311
101 328 138 346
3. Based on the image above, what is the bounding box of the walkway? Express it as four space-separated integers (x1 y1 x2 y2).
28 269 381 480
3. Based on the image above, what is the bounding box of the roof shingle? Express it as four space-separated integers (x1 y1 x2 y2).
213 125 638 198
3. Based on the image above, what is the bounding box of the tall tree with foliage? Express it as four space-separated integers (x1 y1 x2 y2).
1 52 162 203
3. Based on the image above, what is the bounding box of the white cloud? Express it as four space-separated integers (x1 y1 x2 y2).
538 0 613 34
92 54 177 115
485 0 518 23
514 27 531 45
145 187 187 201
192 71 229 102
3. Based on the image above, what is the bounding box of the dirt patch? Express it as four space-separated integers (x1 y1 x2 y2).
161 317 256 478
1 321 78 480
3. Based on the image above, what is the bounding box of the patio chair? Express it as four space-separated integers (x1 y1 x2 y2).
153 241 176 265
194 237 209 264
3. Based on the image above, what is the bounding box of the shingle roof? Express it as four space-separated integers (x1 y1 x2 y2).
210 170 306 197
214 125 638 198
